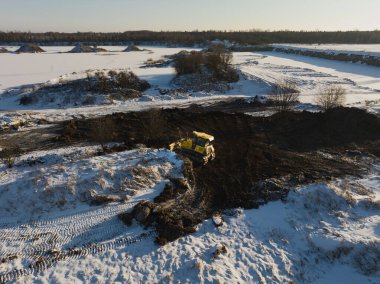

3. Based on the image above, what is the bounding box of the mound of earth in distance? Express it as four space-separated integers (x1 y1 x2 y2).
16 44 45 53
123 44 143 52
69 43 108 53
57 106 380 244
0 47 9 53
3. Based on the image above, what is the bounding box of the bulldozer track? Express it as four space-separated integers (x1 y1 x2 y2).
0 202 146 283
0 231 155 284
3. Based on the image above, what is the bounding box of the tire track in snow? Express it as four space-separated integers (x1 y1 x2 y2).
0 202 139 259
0 231 156 284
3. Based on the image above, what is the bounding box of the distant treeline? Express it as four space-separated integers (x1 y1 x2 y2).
0 31 380 45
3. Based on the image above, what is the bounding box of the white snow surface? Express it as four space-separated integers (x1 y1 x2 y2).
0 46 198 93
2 156 377 284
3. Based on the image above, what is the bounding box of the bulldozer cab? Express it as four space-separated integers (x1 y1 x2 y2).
192 131 214 147
169 131 215 165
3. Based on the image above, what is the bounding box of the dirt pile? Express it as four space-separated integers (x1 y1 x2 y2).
123 44 143 52
18 70 150 107
16 44 45 53
69 44 108 53
61 107 380 243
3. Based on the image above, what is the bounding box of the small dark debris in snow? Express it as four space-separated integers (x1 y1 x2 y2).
212 213 224 227
212 245 228 259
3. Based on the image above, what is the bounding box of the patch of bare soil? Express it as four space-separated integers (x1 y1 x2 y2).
58 107 380 244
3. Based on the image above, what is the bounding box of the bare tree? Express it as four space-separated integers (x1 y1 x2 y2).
315 85 346 111
269 80 300 112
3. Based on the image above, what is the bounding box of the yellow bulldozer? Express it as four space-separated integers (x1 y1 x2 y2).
169 131 216 165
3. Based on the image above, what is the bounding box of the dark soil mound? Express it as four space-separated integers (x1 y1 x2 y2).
266 107 380 151
61 107 380 243
69 44 108 53
16 44 45 53
123 44 142 52
0 47 9 53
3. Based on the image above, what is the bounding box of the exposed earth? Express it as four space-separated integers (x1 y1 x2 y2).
2 104 379 245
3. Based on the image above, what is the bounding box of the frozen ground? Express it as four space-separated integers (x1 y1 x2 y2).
1 150 378 283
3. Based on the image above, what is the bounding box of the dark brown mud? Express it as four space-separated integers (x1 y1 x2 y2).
58 106 380 244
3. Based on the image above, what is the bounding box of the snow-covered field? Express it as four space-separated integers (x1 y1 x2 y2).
0 45 379 123
0 46 198 93
0 45 380 283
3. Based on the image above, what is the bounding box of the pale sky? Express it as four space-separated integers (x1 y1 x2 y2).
0 0 379 32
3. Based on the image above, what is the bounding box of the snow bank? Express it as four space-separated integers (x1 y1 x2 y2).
0 146 182 219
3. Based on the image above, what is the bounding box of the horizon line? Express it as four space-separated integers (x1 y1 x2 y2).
1 29 380 34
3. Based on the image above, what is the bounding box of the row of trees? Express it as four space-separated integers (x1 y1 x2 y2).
1 30 379 45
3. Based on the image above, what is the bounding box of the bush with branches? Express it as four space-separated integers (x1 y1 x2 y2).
173 48 238 83
315 85 346 111
87 70 150 94
269 80 300 112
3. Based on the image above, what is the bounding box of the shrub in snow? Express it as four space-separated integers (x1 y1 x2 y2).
0 142 21 168
315 85 346 111
172 47 239 92
269 80 300 112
